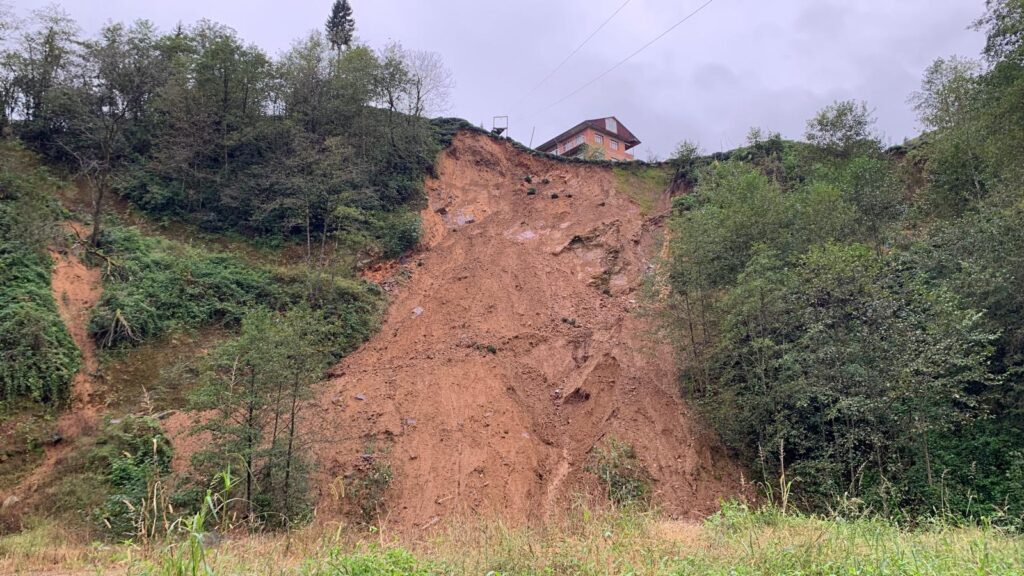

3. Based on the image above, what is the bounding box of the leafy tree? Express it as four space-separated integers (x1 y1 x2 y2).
976 0 1024 64
190 307 331 526
8 6 78 152
669 140 702 188
48 20 164 245
804 100 880 160
911 57 988 215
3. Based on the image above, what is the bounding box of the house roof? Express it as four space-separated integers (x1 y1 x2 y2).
536 116 641 152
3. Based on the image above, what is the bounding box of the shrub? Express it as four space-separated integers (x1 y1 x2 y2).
88 226 279 348
274 270 384 361
371 209 421 259
89 416 173 539
0 143 80 406
0 252 81 405
349 451 393 523
588 438 651 506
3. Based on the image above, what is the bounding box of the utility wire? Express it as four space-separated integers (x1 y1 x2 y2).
514 0 633 109
527 0 718 120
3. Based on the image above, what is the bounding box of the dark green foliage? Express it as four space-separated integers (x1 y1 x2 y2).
0 143 80 406
666 3 1024 526
87 224 385 357
912 207 1024 383
701 244 993 510
3 14 445 264
326 0 355 53
88 226 278 348
902 419 1024 525
0 252 80 405
372 209 421 259
89 416 173 539
274 270 384 361
110 29 437 257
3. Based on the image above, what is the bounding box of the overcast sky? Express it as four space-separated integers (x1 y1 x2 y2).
17 0 987 156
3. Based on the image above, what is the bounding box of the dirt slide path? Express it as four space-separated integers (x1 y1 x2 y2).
309 133 745 528
9 223 103 501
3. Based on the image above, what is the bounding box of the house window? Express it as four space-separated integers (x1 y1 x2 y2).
576 134 584 146
606 118 617 133
610 139 619 151
595 134 604 145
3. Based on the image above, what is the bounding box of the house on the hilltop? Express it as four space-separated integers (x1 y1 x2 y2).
536 117 640 161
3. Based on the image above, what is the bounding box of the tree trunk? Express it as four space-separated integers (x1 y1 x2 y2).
283 372 300 526
245 369 257 518
89 179 105 247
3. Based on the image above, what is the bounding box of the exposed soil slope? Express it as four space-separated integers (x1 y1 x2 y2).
7 226 103 503
52 224 104 420
310 132 744 528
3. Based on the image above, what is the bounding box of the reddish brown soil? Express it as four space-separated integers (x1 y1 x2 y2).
52 223 104 419
6 224 103 503
308 132 746 528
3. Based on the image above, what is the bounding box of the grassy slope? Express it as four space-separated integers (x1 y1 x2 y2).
2 506 1022 575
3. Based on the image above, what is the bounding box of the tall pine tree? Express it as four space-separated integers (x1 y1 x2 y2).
326 0 355 53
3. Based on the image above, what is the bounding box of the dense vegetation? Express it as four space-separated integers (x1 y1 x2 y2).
87 226 276 348
664 0 1024 527
0 141 78 406
0 0 430 532
0 3 448 257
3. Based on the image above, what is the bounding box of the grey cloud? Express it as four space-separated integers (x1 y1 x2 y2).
12 0 989 155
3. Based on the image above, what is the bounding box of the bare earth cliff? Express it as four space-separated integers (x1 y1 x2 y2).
309 132 743 528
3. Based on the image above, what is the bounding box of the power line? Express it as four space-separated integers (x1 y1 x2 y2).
514 0 633 109
527 0 719 120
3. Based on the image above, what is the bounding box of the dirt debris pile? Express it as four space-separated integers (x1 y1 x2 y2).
311 132 745 528
310 132 744 528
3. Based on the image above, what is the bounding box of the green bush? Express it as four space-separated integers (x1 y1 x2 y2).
274 270 384 360
0 144 80 406
88 416 173 539
371 209 421 259
0 252 81 405
588 438 651 507
88 226 279 348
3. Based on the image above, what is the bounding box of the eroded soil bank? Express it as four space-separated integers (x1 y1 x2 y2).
309 132 745 528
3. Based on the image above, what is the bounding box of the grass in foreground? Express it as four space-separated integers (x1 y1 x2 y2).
2 503 1022 575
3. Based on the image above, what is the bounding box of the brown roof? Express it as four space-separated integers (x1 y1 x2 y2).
536 116 641 152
